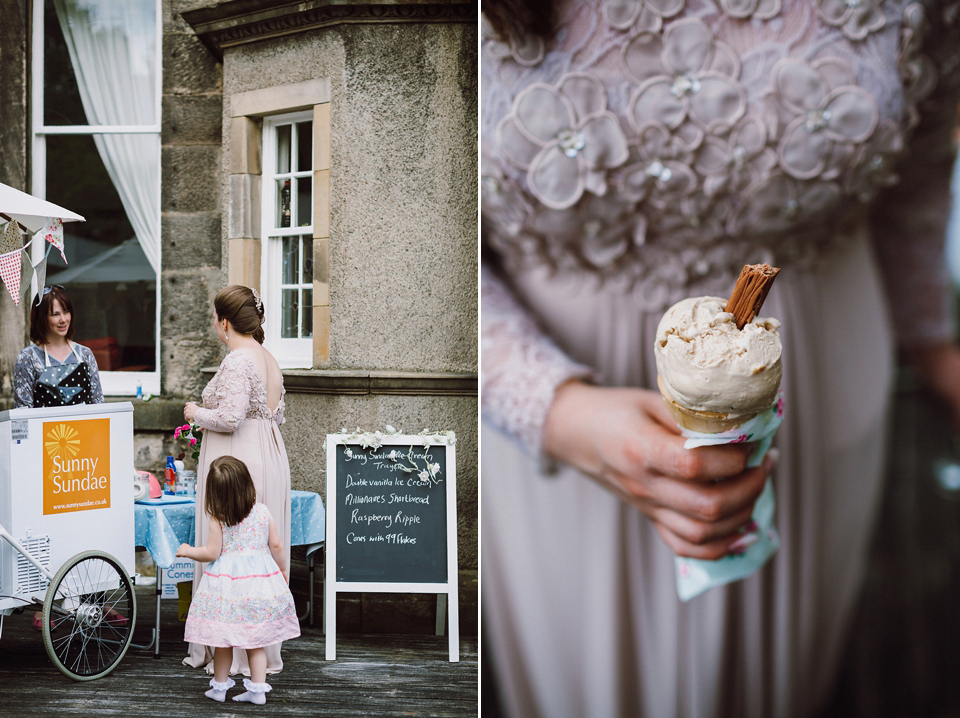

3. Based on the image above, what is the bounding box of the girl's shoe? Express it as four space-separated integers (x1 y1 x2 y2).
205 677 235 702
232 678 272 705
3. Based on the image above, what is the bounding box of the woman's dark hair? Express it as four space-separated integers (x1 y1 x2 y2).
205 456 257 527
30 285 75 345
214 285 265 344
483 0 556 41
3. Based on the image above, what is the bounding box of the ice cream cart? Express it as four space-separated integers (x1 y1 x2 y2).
0 402 136 680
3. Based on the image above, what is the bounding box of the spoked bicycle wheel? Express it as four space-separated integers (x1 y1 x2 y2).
42 550 137 680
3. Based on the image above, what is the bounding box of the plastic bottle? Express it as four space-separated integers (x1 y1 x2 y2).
164 456 176 495
136 381 143 400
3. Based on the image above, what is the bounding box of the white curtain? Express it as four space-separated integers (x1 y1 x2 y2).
53 0 160 274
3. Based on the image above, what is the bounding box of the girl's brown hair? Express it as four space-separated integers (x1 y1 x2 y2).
214 285 265 344
204 456 257 527
30 285 75 345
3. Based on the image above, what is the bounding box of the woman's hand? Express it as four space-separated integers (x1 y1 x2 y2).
183 402 198 423
176 543 193 559
908 342 960 430
542 380 776 560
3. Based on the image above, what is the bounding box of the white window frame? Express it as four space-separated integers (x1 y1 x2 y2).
260 111 314 369
30 0 162 396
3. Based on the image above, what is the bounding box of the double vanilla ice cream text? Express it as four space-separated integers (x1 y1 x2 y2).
655 296 782 415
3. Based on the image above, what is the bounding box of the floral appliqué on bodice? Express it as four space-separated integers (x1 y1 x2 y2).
481 0 960 453
197 350 286 432
221 503 271 554
482 0 960 309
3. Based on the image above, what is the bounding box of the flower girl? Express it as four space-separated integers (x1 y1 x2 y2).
177 456 300 704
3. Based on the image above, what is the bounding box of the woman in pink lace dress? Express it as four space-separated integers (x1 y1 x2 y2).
182 285 292 676
482 2 960 716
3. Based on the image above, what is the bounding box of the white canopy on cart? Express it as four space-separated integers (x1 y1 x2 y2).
0 181 85 233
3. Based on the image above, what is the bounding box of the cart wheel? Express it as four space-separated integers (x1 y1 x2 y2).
42 550 137 681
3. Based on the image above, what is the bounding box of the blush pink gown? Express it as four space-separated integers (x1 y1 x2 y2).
182 349 292 676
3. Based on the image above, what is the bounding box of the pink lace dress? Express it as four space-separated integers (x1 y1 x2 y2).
183 349 292 675
184 503 300 649
482 2 960 716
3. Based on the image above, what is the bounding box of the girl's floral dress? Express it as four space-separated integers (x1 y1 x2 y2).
184 503 300 650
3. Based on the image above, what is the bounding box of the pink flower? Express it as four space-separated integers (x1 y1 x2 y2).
189 438 197 446
816 0 886 41
624 19 746 136
768 58 877 180
497 73 629 209
174 428 182 439
182 424 190 431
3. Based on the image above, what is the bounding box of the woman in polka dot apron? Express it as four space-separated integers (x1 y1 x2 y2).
13 284 104 630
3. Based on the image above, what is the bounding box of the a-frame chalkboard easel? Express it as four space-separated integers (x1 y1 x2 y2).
324 433 458 661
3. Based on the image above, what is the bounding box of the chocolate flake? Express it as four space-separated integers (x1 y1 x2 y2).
725 263 780 329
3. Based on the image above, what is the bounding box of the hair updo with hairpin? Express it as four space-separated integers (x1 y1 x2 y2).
214 285 265 344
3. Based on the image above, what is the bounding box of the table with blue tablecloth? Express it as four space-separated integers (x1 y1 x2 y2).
133 490 325 654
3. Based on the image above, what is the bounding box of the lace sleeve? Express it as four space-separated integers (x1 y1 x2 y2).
482 263 595 455
76 345 104 404
872 3 960 347
13 347 39 408
193 353 252 432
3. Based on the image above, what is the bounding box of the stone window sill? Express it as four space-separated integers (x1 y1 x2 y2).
201 368 478 396
0 371 476 432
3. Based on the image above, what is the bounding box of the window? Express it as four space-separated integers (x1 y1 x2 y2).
261 113 314 368
32 0 161 394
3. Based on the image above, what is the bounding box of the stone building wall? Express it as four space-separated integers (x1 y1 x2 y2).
0 0 29 395
177 1 479 632
212 15 478 534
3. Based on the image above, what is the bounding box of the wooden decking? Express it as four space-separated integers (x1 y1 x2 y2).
0 584 478 717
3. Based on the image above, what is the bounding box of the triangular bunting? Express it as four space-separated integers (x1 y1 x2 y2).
39 217 66 264
0 249 23 304
0 219 23 255
18 249 31 299
34 255 47 301
18 250 47 305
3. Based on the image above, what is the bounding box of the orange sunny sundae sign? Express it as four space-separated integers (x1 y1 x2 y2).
42 419 110 515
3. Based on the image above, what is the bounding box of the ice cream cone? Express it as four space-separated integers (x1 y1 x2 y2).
657 375 756 434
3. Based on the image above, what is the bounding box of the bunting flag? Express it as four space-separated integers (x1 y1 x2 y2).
18 249 47 305
40 217 66 264
0 248 22 304
18 249 31 300
34 253 47 301
0 219 23 255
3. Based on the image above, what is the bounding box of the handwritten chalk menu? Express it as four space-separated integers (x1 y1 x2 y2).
325 433 459 662
335 443 447 583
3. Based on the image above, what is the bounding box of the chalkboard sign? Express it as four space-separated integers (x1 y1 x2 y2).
325 432 458 662
334 443 447 583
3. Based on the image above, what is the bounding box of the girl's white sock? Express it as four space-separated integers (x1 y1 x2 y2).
204 677 235 702
232 677 272 705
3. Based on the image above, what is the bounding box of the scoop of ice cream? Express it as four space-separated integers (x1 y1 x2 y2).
655 296 781 415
